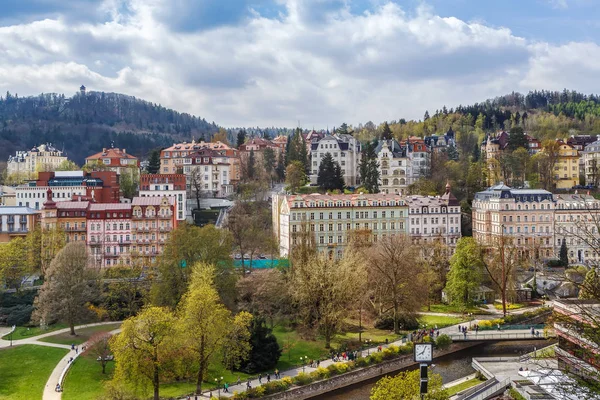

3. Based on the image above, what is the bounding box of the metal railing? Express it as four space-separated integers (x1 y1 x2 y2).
456 378 510 400
449 332 553 341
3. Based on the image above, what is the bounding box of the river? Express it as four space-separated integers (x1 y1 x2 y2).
309 340 552 400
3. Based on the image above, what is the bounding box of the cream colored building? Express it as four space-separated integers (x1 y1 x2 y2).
554 141 580 189
375 140 410 195
274 193 408 258
7 143 68 178
554 194 600 266
472 184 555 259
582 139 600 186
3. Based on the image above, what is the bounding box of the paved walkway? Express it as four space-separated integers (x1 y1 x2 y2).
180 319 499 399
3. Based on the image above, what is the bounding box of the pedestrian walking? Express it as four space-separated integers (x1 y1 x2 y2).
531 327 535 336
246 380 251 389
237 376 241 385
224 383 229 393
275 369 279 379
258 373 262 384
267 373 271 383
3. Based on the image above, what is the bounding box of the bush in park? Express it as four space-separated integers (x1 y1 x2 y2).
314 367 330 379
293 372 313 386
435 334 452 350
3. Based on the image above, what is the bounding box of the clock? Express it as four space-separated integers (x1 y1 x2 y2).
414 343 433 363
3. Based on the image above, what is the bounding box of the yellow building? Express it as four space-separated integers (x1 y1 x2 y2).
7 143 68 179
554 141 580 189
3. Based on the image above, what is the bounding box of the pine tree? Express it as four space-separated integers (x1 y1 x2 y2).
239 316 282 373
247 149 256 180
147 149 161 174
380 122 392 140
317 153 344 191
359 142 380 193
276 152 286 182
237 129 247 148
560 239 569 267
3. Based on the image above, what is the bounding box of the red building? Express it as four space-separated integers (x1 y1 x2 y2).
35 171 120 203
140 174 186 191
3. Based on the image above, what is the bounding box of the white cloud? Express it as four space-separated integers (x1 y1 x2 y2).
0 1 599 127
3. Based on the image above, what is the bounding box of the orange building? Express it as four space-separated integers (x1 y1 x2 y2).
0 206 39 243
41 190 89 244
85 147 140 175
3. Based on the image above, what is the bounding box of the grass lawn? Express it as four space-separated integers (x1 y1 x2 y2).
39 323 122 346
446 377 486 397
2 323 68 341
63 341 252 400
422 304 491 315
0 344 68 400
418 315 466 329
62 349 116 400
493 302 525 311
273 325 331 371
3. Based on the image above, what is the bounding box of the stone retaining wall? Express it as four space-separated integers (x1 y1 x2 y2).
262 342 480 400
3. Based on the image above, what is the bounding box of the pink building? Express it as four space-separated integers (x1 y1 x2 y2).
87 203 133 268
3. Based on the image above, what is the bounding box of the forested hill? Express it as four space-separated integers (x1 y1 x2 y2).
0 91 219 164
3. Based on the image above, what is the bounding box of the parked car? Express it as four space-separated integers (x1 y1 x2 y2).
572 185 584 190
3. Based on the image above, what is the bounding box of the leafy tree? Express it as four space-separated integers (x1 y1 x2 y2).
239 316 282 373
177 263 251 394
150 224 235 309
422 240 450 310
317 152 344 191
358 142 379 193
237 129 247 148
336 123 350 135
286 128 309 173
560 239 569 267
237 269 291 327
147 148 161 174
110 306 177 400
371 369 448 400
102 265 148 320
380 122 392 140
32 242 100 335
444 238 483 310
119 168 139 199
579 268 600 300
0 238 28 290
212 128 230 145
285 161 306 193
55 159 79 171
291 248 367 348
368 235 427 333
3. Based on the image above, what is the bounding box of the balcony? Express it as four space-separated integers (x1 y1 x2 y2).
89 241 102 246
158 226 171 232
135 226 152 232
64 226 87 232
157 214 172 220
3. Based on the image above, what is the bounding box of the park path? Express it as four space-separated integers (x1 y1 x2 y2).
179 318 519 399
42 326 122 400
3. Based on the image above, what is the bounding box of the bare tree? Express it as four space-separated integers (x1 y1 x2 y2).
87 332 112 374
367 235 427 334
189 167 203 209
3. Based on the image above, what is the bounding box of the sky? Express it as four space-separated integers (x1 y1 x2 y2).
2 0 600 128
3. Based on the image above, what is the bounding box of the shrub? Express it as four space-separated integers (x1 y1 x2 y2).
369 352 384 364
374 313 419 330
293 372 313 386
381 348 396 360
355 357 370 367
326 362 349 375
435 334 452 350
281 376 293 386
262 380 291 395
314 367 330 379
387 344 400 354
246 386 266 398
4 305 33 326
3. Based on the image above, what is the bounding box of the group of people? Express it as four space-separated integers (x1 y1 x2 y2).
331 350 359 362
413 327 440 342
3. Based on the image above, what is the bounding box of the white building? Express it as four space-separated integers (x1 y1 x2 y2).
407 138 431 184
407 183 462 252
7 143 68 177
184 149 234 198
375 140 411 195
309 134 361 186
554 194 600 266
582 139 600 186
16 185 87 210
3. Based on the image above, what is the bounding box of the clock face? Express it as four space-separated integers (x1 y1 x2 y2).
414 343 433 362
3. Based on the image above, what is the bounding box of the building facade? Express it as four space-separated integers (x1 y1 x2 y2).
184 149 234 198
554 194 600 266
274 193 409 258
160 141 240 185
131 196 177 267
7 143 68 178
408 184 462 251
85 147 140 175
87 203 133 268
41 195 89 244
376 140 410 195
472 184 556 259
554 140 580 189
139 174 187 221
310 134 361 186
16 171 120 209
0 206 39 243
582 139 600 186
407 137 431 184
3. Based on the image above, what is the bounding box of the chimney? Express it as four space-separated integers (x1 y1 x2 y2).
103 148 106 152
123 149 126 154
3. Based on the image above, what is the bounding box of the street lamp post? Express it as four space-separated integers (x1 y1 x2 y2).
468 313 473 329
365 339 371 355
215 376 223 399
300 356 307 373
